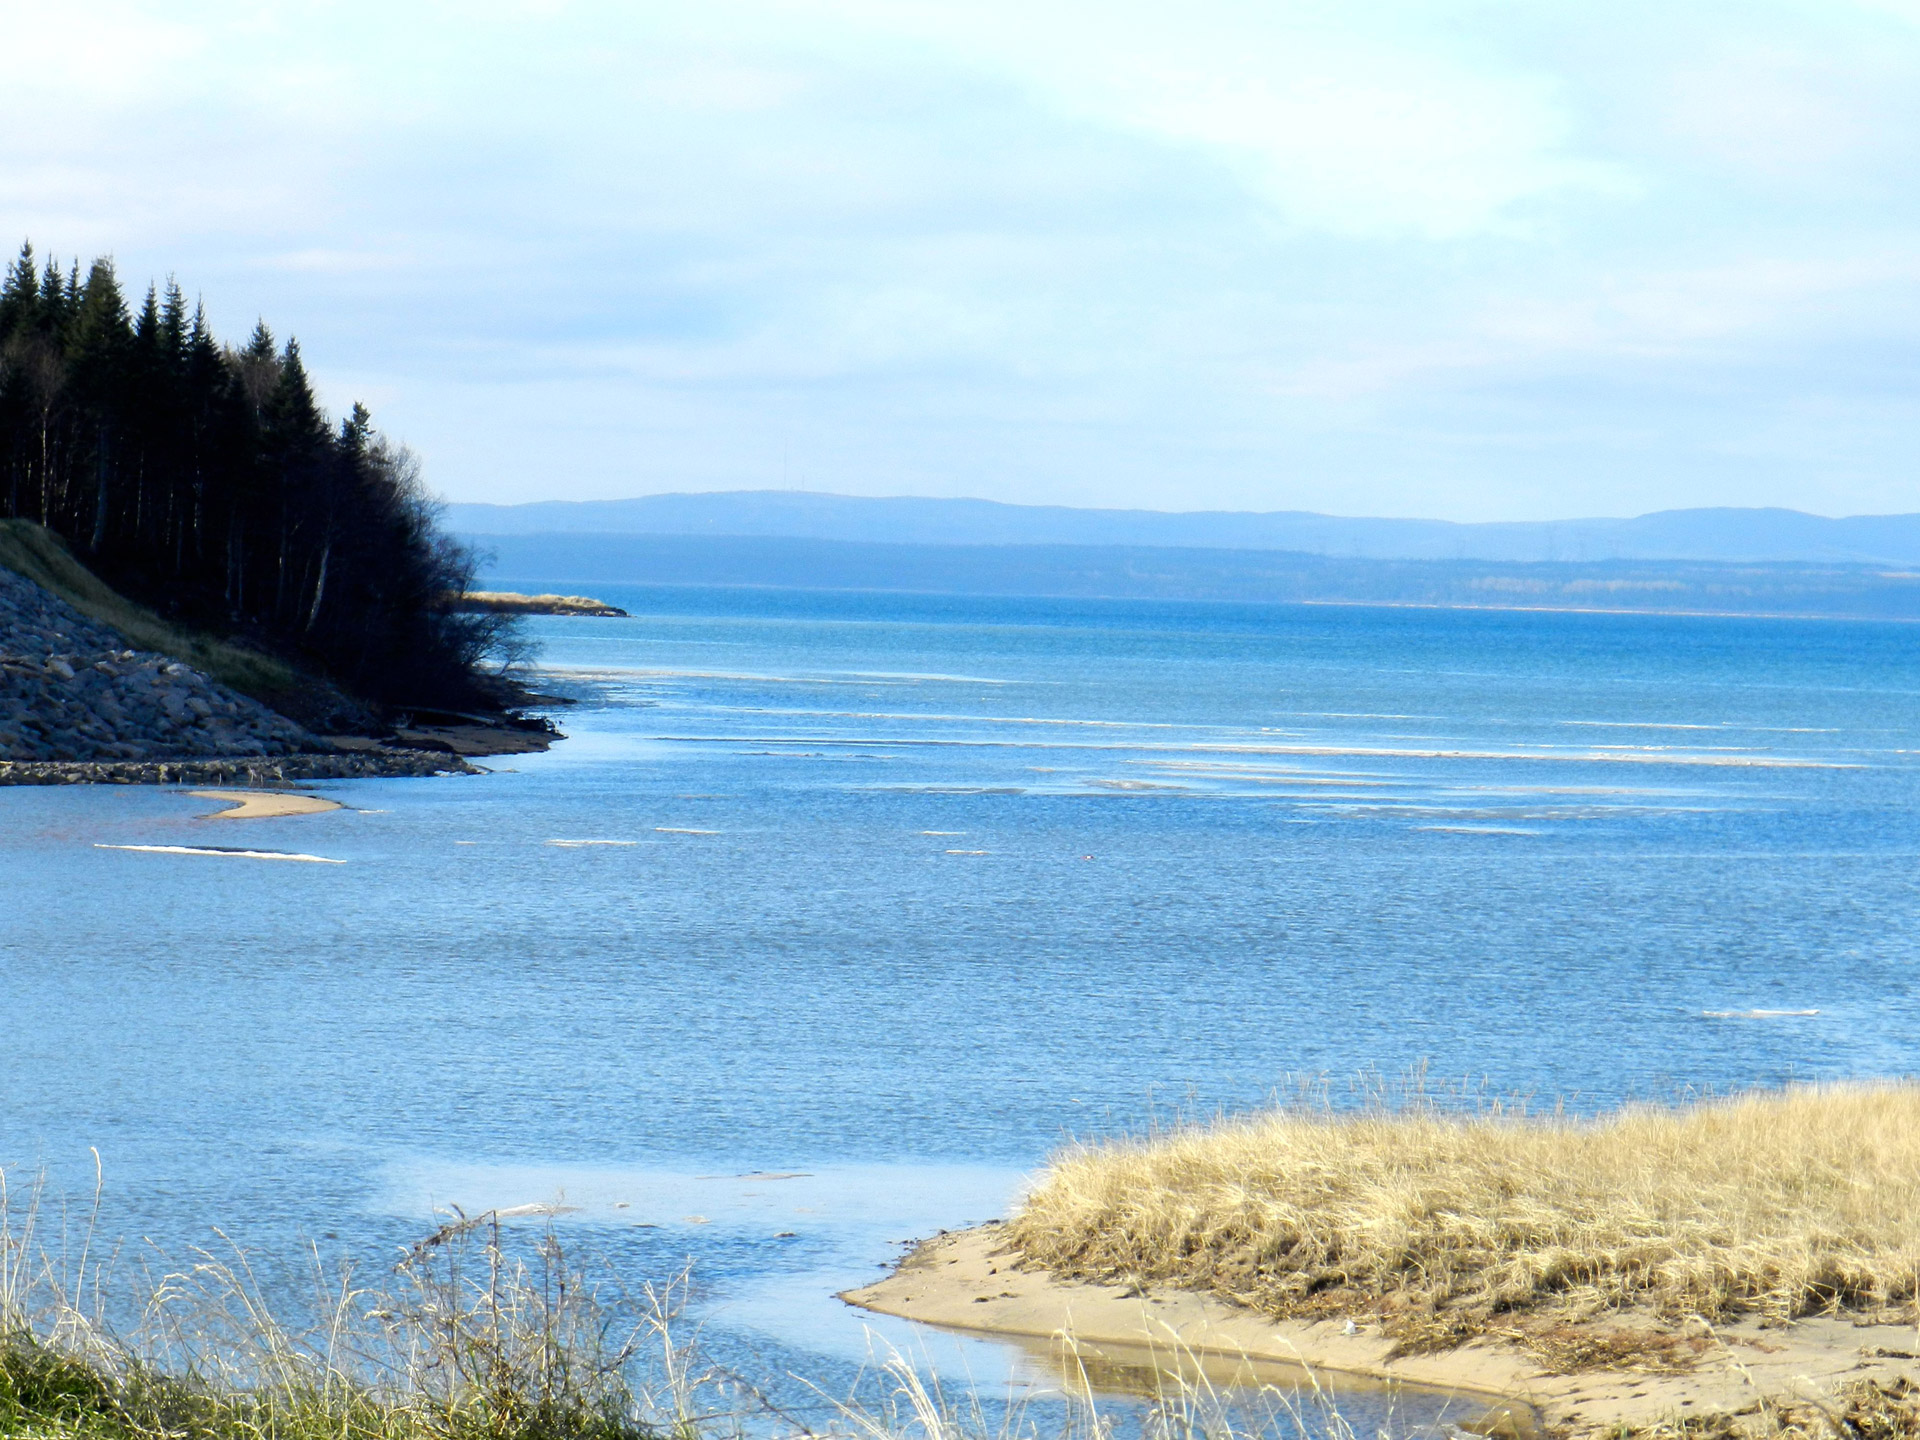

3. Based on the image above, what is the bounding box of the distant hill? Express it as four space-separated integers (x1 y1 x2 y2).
445 492 1920 564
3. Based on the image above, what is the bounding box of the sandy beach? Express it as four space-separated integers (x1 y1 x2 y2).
191 789 344 819
845 1225 1920 1439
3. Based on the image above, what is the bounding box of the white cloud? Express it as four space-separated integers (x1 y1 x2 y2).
5 0 1920 516
785 0 1637 237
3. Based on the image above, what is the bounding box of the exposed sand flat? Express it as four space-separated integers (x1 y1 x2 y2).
844 1226 1920 1439
192 788 344 819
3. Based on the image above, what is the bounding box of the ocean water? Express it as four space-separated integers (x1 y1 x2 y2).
5 585 1920 1427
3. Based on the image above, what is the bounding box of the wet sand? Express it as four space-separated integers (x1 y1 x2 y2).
844 1225 1920 1438
191 789 344 819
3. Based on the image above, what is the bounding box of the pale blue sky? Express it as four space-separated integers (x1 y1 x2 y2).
6 0 1920 518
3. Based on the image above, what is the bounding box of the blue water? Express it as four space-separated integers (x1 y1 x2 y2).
5 586 1919 1424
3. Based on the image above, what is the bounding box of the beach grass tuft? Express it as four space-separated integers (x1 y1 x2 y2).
0 1184 699 1440
6 1088 1920 1440
1007 1081 1920 1350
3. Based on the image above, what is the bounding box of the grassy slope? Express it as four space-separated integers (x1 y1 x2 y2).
1009 1084 1920 1349
0 520 299 702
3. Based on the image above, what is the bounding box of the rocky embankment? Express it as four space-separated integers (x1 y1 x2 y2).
0 563 473 784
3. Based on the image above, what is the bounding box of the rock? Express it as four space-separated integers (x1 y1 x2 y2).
0 749 478 786
0 565 313 767
0 562 491 784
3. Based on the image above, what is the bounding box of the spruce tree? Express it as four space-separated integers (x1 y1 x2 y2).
0 242 517 709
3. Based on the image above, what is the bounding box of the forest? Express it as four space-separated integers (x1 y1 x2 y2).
0 242 513 712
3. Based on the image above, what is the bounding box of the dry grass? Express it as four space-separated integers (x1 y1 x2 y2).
0 1174 1397 1440
1007 1082 1920 1346
0 1176 703 1440
1628 1377 1920 1440
4 1170 1363 1440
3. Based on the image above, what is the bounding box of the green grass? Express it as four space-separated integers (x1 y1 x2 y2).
0 1202 684 1440
0 520 299 703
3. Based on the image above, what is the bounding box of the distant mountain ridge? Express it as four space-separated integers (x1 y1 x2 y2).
445 492 1920 565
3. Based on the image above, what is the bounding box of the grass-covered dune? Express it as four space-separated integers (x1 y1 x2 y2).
3 1096 1919 1440
1007 1083 1920 1351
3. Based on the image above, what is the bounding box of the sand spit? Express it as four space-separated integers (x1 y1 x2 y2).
192 789 345 819
453 591 629 618
844 1226 1920 1439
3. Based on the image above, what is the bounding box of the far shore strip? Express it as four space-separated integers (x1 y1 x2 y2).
191 789 344 820
843 1225 1920 1440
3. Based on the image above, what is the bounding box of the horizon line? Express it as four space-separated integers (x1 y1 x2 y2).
442 489 1913 527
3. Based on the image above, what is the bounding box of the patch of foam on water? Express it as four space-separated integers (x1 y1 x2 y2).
1702 1008 1821 1019
666 734 1857 769
94 843 343 864
717 707 1176 730
1562 720 1842 734
555 667 1021 687
859 785 1026 795
1415 825 1545 836
832 670 1020 686
1184 741 1856 769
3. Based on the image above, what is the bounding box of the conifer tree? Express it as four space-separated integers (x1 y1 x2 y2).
0 241 517 711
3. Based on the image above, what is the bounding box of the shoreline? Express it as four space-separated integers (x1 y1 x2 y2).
478 574 1920 625
844 1225 1920 1439
0 749 481 787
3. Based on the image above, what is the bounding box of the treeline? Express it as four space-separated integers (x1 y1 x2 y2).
0 242 514 711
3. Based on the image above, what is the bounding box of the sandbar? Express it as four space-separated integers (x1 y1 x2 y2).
191 789 343 819
843 1225 1920 1438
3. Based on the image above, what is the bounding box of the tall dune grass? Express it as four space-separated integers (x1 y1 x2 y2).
1008 1082 1920 1345
0 1175 1380 1440
5 1092 1919 1440
0 1181 701 1440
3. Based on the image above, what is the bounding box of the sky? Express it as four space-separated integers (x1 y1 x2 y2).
5 1 1920 520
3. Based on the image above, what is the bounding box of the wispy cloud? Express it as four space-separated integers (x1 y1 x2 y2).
4 0 1920 518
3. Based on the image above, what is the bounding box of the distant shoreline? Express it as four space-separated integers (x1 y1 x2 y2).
1292 596 1920 622
465 530 1920 621
483 570 1920 624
